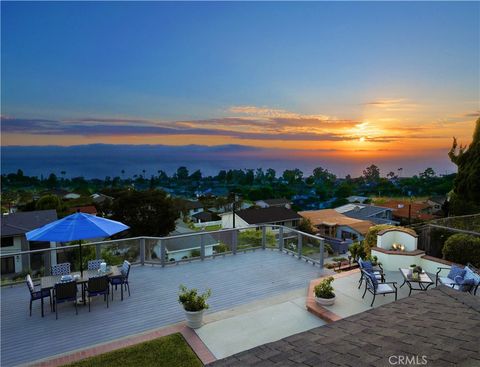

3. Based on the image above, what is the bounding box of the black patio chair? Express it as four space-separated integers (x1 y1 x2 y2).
357 258 385 289
110 260 131 301
86 275 109 311
25 274 52 317
53 281 78 319
362 269 397 307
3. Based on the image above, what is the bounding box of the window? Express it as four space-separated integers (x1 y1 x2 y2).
1 237 14 247
1 257 15 274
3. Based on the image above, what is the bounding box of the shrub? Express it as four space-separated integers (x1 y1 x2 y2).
238 229 275 248
178 285 212 312
442 233 480 267
324 243 334 255
190 249 201 258
298 218 315 234
349 241 366 261
313 277 335 299
214 243 228 253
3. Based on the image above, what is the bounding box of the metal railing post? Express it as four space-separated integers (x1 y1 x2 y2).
319 238 325 268
232 229 238 255
140 238 145 266
160 239 166 267
297 233 303 259
261 226 266 250
200 234 205 260
279 227 284 251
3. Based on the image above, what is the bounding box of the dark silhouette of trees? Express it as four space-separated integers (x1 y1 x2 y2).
448 117 480 215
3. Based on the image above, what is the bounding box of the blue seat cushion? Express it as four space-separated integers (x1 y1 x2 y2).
454 275 475 292
447 265 466 280
366 271 378 289
110 277 125 285
464 267 480 286
362 261 373 271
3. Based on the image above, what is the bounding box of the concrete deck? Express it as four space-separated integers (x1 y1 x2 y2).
1 250 327 367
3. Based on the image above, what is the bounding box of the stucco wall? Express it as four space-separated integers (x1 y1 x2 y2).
377 230 417 251
372 248 450 274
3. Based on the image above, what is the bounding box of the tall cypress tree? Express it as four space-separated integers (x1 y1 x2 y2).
448 117 480 215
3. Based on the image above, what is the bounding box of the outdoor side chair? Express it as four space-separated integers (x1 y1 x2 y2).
53 281 78 319
51 262 71 276
25 274 52 317
86 275 109 311
362 269 397 307
358 258 385 289
110 260 131 301
87 259 105 271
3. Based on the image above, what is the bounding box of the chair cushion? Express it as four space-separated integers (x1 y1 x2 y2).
439 276 456 286
447 265 465 280
376 283 394 294
464 267 480 286
366 271 378 289
454 276 475 292
362 261 373 271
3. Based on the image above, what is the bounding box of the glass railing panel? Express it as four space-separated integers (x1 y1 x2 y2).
96 238 140 266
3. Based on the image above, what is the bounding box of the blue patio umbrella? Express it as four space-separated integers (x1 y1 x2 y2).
26 212 129 276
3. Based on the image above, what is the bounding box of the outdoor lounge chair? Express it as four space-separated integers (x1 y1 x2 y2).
87 259 105 271
357 258 385 289
86 275 109 311
25 274 52 317
362 269 397 307
53 281 78 319
110 260 131 301
51 262 71 276
436 263 480 295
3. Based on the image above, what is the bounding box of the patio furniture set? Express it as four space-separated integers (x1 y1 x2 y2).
358 258 479 307
26 260 131 319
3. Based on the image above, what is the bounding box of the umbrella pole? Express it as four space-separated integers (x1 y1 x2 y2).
79 241 83 277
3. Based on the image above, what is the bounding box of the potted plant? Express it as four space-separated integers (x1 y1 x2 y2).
178 284 212 329
313 276 335 306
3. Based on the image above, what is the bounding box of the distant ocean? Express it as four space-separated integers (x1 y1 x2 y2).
1 144 456 179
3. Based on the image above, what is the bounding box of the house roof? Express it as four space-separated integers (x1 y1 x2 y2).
1 210 58 237
236 207 301 225
165 232 218 252
257 198 291 206
299 209 373 235
429 195 447 205
379 199 437 221
91 193 114 203
209 286 480 367
192 211 220 222
67 206 98 215
184 200 204 210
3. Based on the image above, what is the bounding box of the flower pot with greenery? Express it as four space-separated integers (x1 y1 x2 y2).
178 285 212 329
408 264 416 277
313 276 336 306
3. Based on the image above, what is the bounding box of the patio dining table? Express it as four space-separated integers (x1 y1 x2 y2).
399 268 434 296
41 266 121 304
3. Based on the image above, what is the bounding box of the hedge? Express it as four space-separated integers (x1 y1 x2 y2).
442 233 480 267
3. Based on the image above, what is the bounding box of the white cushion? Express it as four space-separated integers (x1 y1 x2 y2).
376 284 394 294
439 276 456 286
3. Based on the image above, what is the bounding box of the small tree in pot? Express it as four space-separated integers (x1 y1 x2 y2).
178 285 212 329
313 276 335 306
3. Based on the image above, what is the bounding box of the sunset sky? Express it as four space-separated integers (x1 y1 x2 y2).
1 2 479 176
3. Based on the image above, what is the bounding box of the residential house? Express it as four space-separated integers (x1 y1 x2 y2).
191 211 221 224
299 209 373 241
0 210 58 274
427 196 447 214
379 199 438 224
221 207 302 229
183 200 204 217
335 204 398 225
346 195 369 204
255 198 292 209
91 193 114 204
153 231 218 261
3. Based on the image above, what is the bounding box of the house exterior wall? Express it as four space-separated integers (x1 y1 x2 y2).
335 225 365 241
377 231 417 251
153 244 215 261
221 213 250 228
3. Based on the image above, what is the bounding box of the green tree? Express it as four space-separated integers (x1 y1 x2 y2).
110 190 178 236
175 167 189 181
448 117 480 214
442 233 480 267
265 168 276 183
36 194 62 212
362 164 380 183
46 173 58 188
298 218 315 234
282 169 303 185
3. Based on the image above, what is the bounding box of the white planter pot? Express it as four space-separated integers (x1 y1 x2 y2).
315 294 336 306
184 309 205 329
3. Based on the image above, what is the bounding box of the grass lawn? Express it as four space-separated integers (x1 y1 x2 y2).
65 333 203 367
